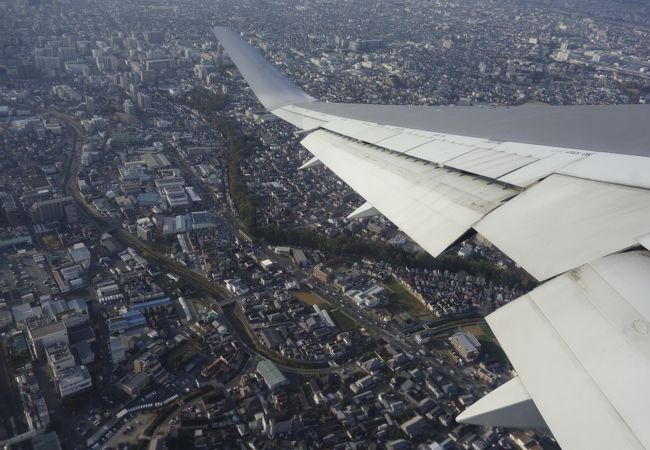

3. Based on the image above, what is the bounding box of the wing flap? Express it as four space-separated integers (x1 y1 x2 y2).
323 119 401 144
558 152 650 190
281 105 595 188
457 377 547 429
406 140 478 164
475 174 650 280
301 130 517 257
374 132 434 153
444 148 537 179
497 151 584 187
486 251 650 450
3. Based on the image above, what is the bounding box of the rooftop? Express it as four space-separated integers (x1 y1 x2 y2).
256 359 288 390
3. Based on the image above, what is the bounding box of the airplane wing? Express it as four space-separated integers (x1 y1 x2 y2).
214 27 650 450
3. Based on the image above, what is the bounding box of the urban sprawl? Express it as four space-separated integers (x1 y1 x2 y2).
0 0 649 449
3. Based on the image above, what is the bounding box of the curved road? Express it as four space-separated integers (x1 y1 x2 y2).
57 112 491 380
55 113 342 374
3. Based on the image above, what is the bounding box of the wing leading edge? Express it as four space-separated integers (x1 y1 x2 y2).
213 27 315 111
214 28 650 450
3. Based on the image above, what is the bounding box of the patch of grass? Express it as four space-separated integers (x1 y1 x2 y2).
163 339 203 368
463 323 510 365
479 338 510 366
328 309 357 331
383 280 435 321
462 324 490 340
522 99 550 106
188 297 208 315
40 233 62 251
292 290 328 306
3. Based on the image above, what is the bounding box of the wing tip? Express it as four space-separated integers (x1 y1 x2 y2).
212 27 315 111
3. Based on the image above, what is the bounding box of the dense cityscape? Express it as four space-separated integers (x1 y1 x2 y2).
0 0 649 449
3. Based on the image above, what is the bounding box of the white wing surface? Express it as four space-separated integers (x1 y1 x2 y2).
214 27 650 450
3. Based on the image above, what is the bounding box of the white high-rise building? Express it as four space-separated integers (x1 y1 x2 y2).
55 365 92 398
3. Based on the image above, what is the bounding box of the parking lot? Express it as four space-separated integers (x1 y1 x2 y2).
76 372 194 449
129 372 194 411
103 412 155 449
0 250 54 302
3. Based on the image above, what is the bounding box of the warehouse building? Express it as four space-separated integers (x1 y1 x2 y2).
257 360 288 391
449 331 481 362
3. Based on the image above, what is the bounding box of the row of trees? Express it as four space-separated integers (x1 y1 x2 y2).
211 117 258 233
173 88 258 234
177 87 227 113
257 225 534 288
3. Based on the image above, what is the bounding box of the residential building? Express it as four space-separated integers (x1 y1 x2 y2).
29 196 74 224
55 365 92 398
25 316 68 359
46 342 75 377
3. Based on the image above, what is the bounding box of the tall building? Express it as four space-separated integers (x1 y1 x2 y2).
46 342 76 377
58 46 77 61
349 39 384 52
121 371 152 397
143 31 164 44
25 316 68 359
145 59 172 71
1 192 19 225
313 264 334 284
124 99 136 116
85 96 95 114
64 202 79 224
55 365 92 398
29 196 73 224
136 92 151 110
136 218 154 241
118 74 129 90
34 55 63 70
31 432 62 450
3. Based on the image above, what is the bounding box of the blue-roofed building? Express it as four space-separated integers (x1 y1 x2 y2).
12 303 42 324
130 297 172 311
41 299 69 320
137 192 160 208
108 317 128 334
161 212 218 235
67 299 89 314
124 310 147 328
161 215 190 235
110 310 149 334
13 334 29 354
190 211 218 229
